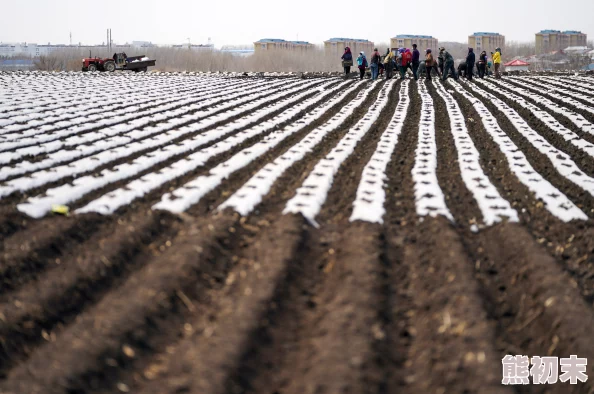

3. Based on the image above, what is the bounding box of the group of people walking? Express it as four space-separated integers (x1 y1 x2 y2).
341 45 503 81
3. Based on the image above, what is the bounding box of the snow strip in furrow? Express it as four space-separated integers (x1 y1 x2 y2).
0 79 282 151
0 76 216 123
464 81 594 199
0 78 211 129
15 81 332 218
2 79 320 195
412 81 453 221
536 76 594 97
510 77 594 116
486 78 594 136
475 79 594 159
77 80 356 215
566 76 594 87
452 81 587 222
280 80 395 226
0 78 258 145
349 81 411 224
217 81 373 217
433 80 518 225
0 76 243 133
154 80 375 216
0 79 224 134
0 80 282 165
0 81 285 176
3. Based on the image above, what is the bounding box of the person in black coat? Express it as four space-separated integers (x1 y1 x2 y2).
341 47 353 76
457 62 466 78
477 50 487 78
466 48 475 81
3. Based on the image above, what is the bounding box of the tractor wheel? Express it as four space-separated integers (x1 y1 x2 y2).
104 61 116 72
88 63 97 72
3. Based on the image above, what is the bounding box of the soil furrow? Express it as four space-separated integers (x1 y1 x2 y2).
0 213 240 394
315 80 402 224
483 80 594 146
184 81 385 217
0 211 179 376
126 214 313 394
71 81 356 217
448 82 594 304
0 78 276 154
477 81 594 178
472 224 594 394
505 78 594 124
0 215 104 293
1 81 326 208
457 81 594 217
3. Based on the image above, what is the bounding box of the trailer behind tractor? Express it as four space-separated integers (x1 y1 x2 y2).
82 53 156 72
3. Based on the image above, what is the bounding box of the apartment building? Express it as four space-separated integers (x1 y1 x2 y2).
535 30 587 54
254 39 314 52
323 38 374 55
0 43 133 58
468 32 505 52
390 35 438 51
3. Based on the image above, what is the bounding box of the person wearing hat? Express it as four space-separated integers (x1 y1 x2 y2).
398 48 408 79
478 50 488 78
412 44 420 80
438 47 445 75
341 46 353 77
441 48 458 81
492 47 502 79
356 51 368 80
425 49 434 80
466 47 475 81
383 48 395 79
370 48 382 80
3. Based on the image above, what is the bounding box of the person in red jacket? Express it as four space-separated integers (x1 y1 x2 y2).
398 48 409 79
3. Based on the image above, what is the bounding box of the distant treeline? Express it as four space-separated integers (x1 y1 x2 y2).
27 41 567 73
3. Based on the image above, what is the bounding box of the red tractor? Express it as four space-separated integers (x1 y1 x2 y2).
82 53 156 72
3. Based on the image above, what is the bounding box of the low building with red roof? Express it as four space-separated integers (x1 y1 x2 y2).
504 59 530 72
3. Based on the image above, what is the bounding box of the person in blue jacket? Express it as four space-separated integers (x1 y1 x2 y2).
356 51 368 80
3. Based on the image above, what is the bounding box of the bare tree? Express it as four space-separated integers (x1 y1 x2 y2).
34 55 62 71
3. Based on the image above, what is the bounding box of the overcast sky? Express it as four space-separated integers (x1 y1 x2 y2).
1 0 593 47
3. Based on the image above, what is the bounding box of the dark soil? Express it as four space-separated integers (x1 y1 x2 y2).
1 74 593 394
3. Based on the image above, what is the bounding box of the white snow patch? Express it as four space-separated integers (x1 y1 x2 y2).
349 80 411 224
412 81 453 221
434 80 518 225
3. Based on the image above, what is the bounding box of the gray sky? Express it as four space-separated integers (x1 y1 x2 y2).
2 0 593 47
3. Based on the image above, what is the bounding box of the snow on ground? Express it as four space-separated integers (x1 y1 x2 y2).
453 80 587 222
78 80 353 215
434 80 518 225
350 80 411 224
411 80 453 221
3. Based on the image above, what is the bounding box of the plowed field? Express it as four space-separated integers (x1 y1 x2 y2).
1 71 594 394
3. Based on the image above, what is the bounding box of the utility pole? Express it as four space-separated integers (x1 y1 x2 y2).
70 32 72 46
107 28 112 55
188 37 191 50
